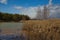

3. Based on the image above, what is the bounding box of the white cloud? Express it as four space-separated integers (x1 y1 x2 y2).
14 0 60 19
14 6 23 10
0 0 7 4
14 5 60 19
14 6 38 18
14 5 45 19
21 7 38 18
49 0 52 5
49 5 60 18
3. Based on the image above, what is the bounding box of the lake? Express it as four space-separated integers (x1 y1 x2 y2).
0 22 24 34
0 22 26 40
0 34 26 40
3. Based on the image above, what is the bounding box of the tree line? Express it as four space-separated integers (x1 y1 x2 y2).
0 12 30 22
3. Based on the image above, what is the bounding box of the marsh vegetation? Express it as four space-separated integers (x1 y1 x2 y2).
22 19 60 40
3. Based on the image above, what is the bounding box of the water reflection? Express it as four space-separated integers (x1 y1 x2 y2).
0 34 26 40
0 22 25 40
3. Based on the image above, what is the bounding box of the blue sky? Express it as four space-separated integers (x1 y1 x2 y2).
0 0 60 18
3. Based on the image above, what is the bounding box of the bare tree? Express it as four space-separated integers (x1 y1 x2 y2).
35 5 49 20
36 6 42 20
43 6 49 19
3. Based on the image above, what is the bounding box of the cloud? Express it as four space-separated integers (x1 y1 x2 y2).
0 0 7 4
14 6 23 10
48 0 60 18
14 0 60 19
14 6 38 18
14 5 60 19
21 7 38 18
50 5 60 13
14 5 45 19
49 0 52 5
49 5 60 18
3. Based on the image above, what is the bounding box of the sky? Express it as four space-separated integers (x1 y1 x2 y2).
0 0 60 18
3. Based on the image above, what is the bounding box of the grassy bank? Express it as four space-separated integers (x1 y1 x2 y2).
22 19 60 40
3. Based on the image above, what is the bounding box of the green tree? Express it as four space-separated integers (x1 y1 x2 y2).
0 12 30 22
0 12 2 20
22 15 30 20
12 14 21 22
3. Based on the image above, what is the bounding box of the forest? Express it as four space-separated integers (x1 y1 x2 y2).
0 12 30 22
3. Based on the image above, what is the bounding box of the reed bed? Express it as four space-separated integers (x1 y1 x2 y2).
22 19 60 40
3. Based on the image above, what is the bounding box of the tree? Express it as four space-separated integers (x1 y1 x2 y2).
12 14 21 22
43 6 49 19
22 15 30 20
0 12 30 22
36 7 42 20
0 12 2 20
2 13 13 22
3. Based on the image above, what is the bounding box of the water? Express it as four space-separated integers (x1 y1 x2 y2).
0 22 24 34
0 22 26 40
0 22 23 29
0 34 26 40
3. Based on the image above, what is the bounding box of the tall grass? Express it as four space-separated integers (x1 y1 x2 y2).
22 19 60 40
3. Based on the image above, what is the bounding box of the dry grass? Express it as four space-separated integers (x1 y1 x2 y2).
22 19 60 40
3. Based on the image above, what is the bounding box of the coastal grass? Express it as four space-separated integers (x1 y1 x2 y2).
22 19 60 40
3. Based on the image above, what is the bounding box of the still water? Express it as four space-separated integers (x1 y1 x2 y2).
0 22 23 29
0 22 25 40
